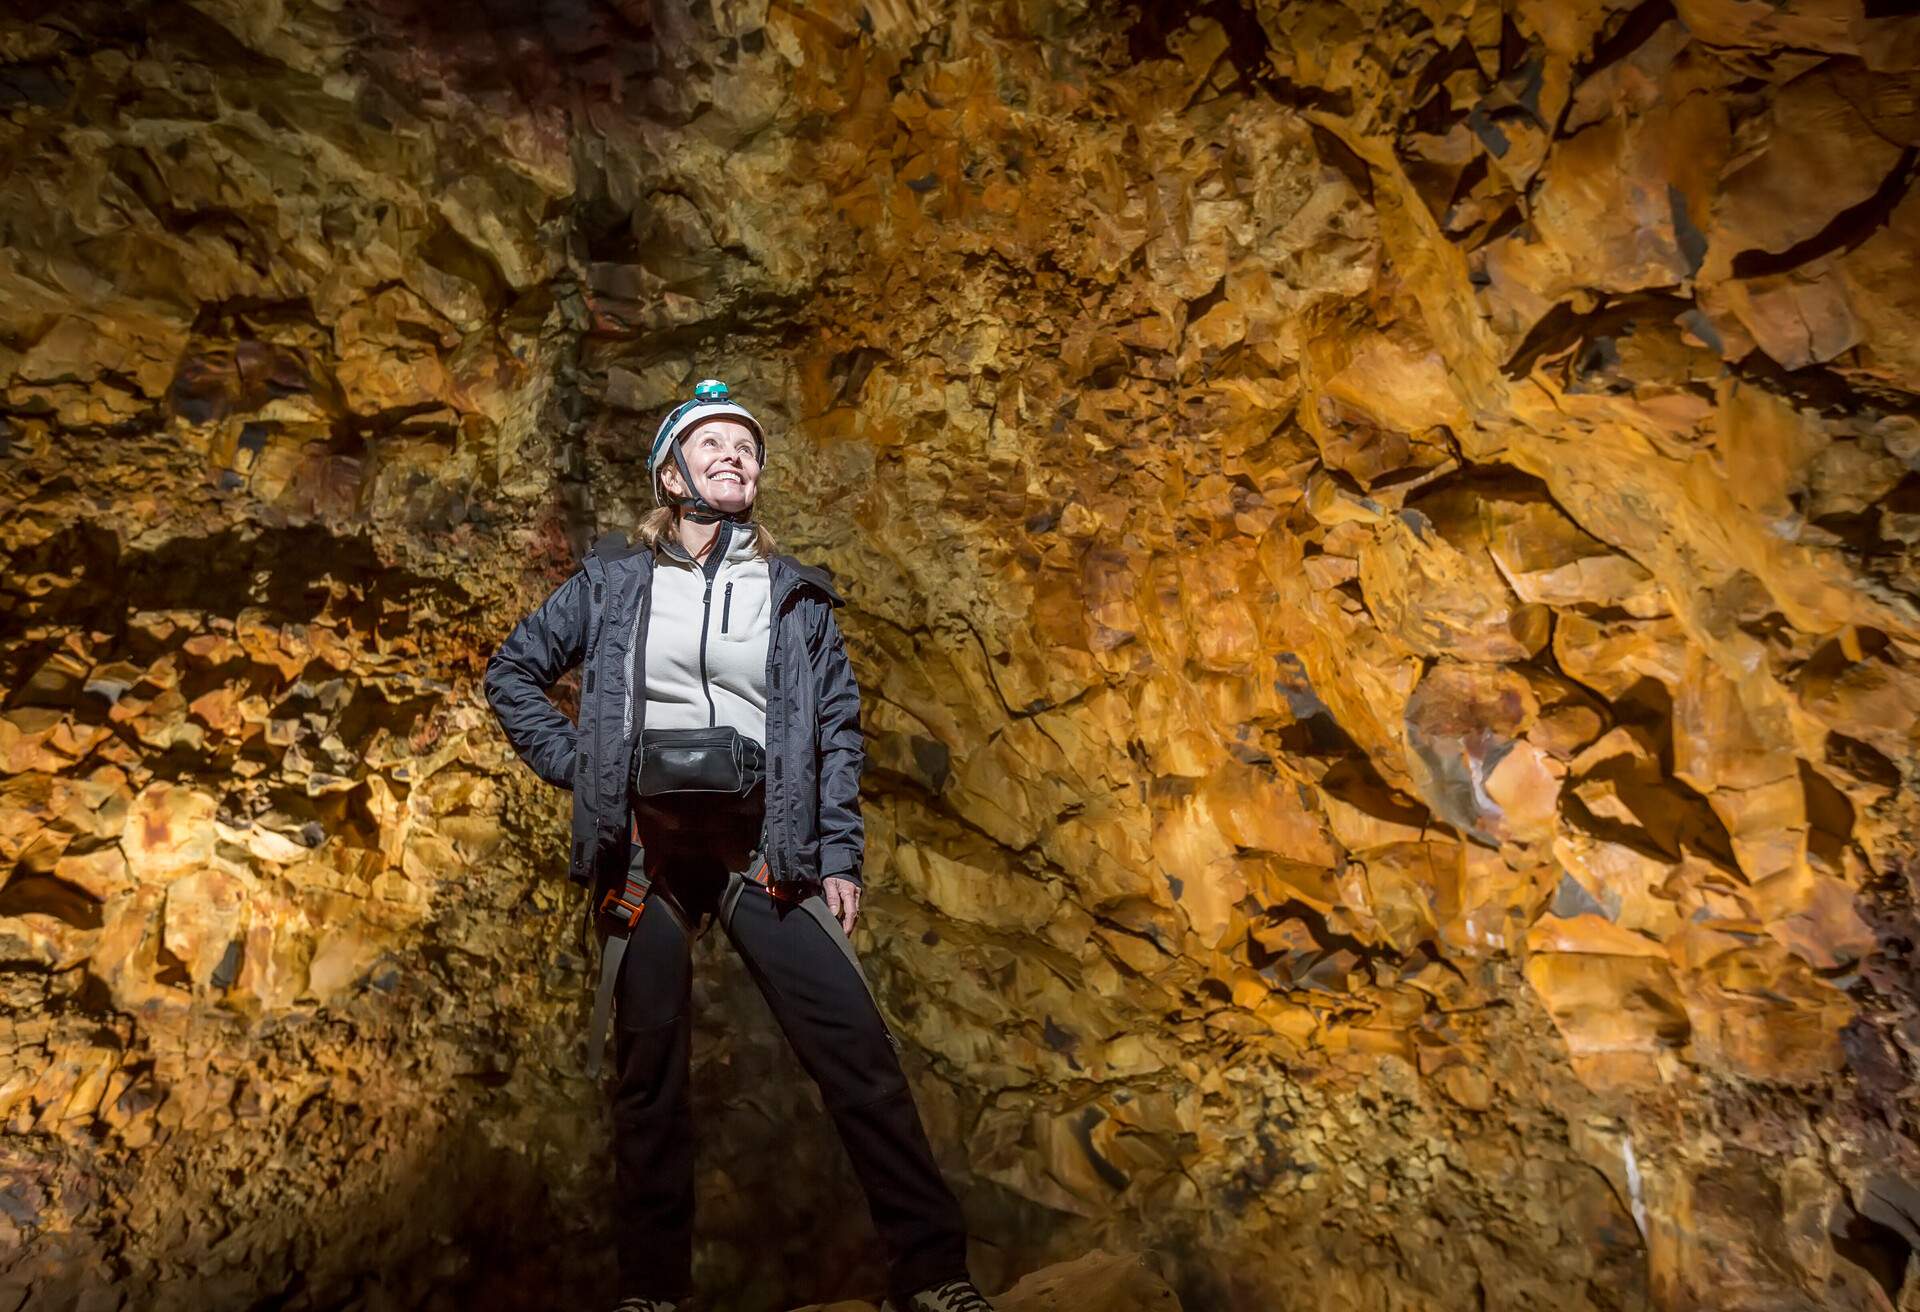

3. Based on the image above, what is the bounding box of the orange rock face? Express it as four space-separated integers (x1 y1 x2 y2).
2 2 1918 1310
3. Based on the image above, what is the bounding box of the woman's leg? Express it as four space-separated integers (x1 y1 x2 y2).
723 876 972 1305
610 868 701 1301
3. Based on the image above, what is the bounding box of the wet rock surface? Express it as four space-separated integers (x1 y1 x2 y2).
2 1 1919 1310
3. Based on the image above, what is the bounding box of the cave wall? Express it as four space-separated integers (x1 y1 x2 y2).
3 2 1920 1310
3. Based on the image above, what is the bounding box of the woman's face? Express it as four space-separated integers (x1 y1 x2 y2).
663 418 760 514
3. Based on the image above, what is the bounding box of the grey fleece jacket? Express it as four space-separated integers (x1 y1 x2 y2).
645 523 772 744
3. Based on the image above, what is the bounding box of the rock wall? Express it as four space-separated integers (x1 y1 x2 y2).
3 2 1919 1310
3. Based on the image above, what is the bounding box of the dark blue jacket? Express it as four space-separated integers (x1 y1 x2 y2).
483 530 866 891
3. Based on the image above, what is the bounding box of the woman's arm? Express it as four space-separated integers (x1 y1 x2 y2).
483 568 590 790
813 603 867 886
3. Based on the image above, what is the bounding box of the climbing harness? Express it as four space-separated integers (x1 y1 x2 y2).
587 845 653 1079
586 845 897 1076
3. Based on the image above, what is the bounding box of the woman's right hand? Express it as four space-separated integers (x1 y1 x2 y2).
824 876 861 934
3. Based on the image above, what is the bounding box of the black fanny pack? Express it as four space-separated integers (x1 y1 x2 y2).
631 725 766 800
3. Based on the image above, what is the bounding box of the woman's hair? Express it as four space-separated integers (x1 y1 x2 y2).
634 505 778 558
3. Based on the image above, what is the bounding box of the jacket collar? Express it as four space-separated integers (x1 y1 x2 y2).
585 529 646 565
654 520 760 571
774 555 844 608
581 530 842 608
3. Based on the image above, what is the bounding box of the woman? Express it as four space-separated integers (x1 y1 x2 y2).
483 380 993 1312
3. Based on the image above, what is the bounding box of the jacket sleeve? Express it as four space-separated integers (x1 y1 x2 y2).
484 568 590 790
812 603 867 885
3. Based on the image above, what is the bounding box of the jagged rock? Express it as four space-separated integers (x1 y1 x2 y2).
3 3 1919 1311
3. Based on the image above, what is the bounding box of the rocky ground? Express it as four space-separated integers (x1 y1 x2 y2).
3 2 1919 1310
789 1250 1181 1312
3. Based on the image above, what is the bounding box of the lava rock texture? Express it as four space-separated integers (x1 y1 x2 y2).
3 2 1919 1310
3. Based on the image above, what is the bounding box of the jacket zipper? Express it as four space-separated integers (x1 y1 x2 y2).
623 576 646 743
586 578 604 698
698 576 714 729
626 569 652 847
697 558 722 726
722 581 733 634
763 569 793 882
575 565 607 880
589 572 604 769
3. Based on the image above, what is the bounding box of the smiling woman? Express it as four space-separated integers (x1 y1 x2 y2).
483 379 993 1312
666 418 758 502
631 382 778 560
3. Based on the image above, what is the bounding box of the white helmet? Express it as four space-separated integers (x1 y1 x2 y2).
648 379 766 524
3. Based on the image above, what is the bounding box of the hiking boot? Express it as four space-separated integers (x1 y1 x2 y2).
610 1299 677 1312
883 1277 996 1312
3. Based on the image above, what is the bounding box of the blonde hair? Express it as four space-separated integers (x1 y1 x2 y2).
634 506 778 558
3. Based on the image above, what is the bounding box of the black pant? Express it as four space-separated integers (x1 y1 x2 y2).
611 800 970 1304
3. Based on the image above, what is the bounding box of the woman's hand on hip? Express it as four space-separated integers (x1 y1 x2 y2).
824 876 861 934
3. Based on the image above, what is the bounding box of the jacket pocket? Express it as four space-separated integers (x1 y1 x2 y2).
718 575 769 642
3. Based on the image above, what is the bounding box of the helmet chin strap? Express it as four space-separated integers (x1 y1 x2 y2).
668 443 756 525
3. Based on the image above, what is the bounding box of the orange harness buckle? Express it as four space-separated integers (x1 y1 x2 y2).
599 872 649 931
747 854 801 902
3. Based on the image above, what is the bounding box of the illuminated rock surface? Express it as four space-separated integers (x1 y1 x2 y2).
792 1250 1181 1312
2 1 1919 1309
